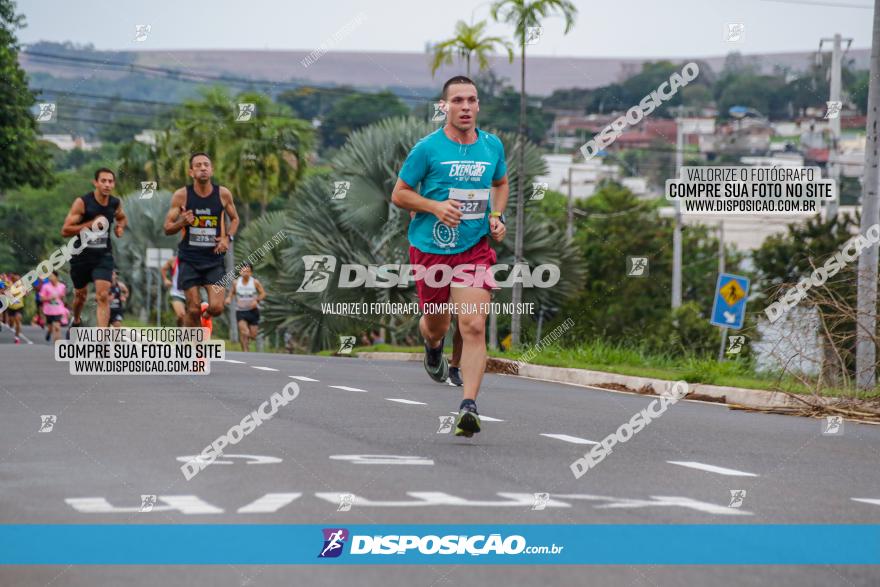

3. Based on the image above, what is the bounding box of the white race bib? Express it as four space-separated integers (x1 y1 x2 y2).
448 188 490 220
86 228 109 249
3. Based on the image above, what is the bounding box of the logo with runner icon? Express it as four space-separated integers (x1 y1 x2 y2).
39 415 57 433
337 336 356 355
318 528 349 558
140 181 157 199
297 255 337 292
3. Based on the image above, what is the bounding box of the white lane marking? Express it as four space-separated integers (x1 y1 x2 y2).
555 494 752 516
65 496 222 514
66 492 749 515
667 461 758 477
852 498 880 506
237 493 302 513
329 385 367 392
290 375 319 382
329 454 433 465
251 366 279 372
449 411 503 422
314 492 571 508
540 433 599 445
221 359 246 364
386 398 427 405
175 454 282 466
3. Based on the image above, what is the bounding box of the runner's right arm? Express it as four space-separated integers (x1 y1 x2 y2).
391 179 462 228
61 198 104 236
224 281 236 307
163 188 193 235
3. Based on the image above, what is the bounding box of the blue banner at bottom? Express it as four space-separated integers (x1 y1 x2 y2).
1 525 879 565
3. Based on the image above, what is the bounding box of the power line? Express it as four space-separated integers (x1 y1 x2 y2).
758 0 872 8
45 114 307 148
22 50 433 105
35 89 312 124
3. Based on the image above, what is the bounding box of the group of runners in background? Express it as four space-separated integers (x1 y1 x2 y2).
1 155 265 351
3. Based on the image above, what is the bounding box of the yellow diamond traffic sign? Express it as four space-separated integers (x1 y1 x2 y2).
720 279 745 306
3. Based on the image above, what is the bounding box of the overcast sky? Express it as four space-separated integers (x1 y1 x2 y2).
15 0 874 58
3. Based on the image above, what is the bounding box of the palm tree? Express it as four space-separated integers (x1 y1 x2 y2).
430 20 513 78
491 0 577 348
223 92 313 217
122 87 313 224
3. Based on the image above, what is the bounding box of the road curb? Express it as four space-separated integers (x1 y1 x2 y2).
355 351 812 410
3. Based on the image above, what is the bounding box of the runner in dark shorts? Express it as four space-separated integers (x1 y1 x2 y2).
164 153 239 328
61 168 127 331
5 273 24 343
225 262 266 352
391 75 509 438
109 270 129 327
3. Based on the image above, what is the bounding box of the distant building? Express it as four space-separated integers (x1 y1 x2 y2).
535 154 651 200
134 129 159 146
41 134 100 151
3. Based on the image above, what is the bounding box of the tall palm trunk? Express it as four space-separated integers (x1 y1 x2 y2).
511 35 527 348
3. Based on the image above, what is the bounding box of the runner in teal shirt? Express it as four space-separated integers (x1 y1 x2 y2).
392 75 510 439
399 127 507 254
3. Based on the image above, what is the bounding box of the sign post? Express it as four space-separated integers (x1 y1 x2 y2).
146 248 175 326
711 273 750 330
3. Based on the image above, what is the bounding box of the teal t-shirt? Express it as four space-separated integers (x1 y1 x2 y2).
398 127 507 254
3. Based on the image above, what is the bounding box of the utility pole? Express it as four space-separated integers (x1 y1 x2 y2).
717 221 727 362
672 116 684 309
511 32 527 349
226 241 238 344
855 1 880 389
566 166 574 240
820 33 853 219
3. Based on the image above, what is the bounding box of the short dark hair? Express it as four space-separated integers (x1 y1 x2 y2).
94 167 115 180
189 152 212 167
442 76 477 100
240 261 252 269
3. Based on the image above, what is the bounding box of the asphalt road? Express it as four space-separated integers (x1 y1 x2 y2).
1 324 879 586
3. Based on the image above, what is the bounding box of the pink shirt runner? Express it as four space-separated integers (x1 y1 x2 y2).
40 282 67 316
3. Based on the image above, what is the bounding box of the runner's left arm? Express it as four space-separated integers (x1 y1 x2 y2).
114 201 128 237
255 279 266 307
489 175 509 242
491 175 509 217
216 187 240 254
119 282 129 302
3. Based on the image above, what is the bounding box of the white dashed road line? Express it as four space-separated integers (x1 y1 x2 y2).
237 493 302 513
540 433 599 445
851 498 880 506
329 385 367 392
386 398 427 405
667 461 758 477
289 376 319 382
251 366 279 372
449 411 503 422
221 359 246 364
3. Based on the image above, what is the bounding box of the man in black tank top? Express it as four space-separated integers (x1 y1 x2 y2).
164 153 240 328
61 167 128 328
